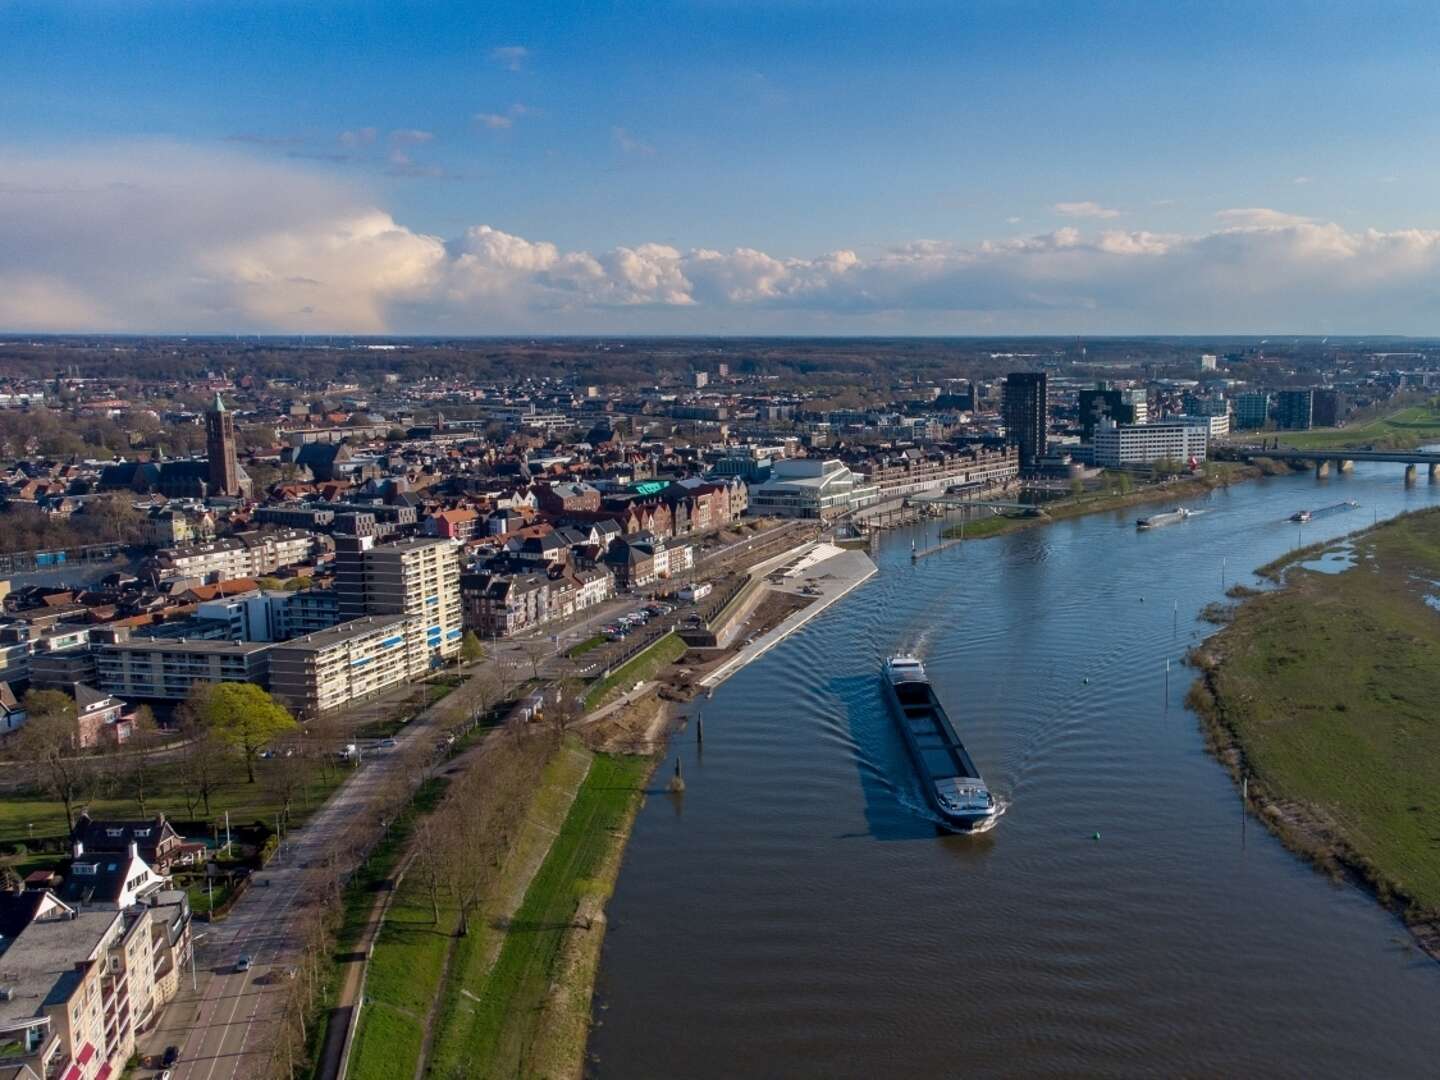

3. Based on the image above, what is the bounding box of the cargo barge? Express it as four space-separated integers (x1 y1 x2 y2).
1136 507 1193 529
882 656 1000 832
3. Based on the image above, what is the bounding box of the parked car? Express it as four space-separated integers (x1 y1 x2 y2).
378 737 399 750
235 955 252 972
162 1045 180 1067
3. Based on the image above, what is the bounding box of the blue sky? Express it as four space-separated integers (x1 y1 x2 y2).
4 1 1440 333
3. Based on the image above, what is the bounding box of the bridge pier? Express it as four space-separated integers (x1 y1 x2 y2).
1337 459 1355 473
1315 460 1330 478
1430 463 1440 482
1405 464 1417 485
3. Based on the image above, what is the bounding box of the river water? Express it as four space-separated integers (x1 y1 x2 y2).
590 463 1440 1079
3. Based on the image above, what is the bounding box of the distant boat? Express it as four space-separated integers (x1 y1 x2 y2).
1136 508 1193 530
1292 501 1358 524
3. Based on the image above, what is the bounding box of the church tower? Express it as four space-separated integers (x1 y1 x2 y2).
206 392 241 497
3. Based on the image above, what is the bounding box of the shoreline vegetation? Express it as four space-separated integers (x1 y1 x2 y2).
1187 506 1440 962
941 461 1264 543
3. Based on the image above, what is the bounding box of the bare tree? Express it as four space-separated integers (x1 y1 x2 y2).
178 723 226 818
19 690 89 833
122 705 161 816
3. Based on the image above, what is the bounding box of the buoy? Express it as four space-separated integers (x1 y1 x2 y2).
1092 831 1101 841
1082 677 1089 685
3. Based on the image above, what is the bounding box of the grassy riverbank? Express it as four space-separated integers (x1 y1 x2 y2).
941 462 1256 543
427 750 653 1079
1266 401 1440 450
584 632 687 710
1188 507 1440 956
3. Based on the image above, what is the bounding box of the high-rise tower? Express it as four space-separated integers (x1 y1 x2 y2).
1002 371 1049 467
206 392 242 497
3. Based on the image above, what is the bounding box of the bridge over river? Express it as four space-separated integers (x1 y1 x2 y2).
1230 444 1440 481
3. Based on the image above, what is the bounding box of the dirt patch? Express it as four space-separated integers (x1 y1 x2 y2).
583 688 674 754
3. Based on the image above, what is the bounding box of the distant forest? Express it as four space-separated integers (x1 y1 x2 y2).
1 335 1423 390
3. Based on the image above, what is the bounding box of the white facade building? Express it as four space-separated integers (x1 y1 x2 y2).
747 459 880 520
1092 419 1209 468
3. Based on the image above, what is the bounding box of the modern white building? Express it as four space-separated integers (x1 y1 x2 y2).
747 459 880 520
1092 419 1209 468
1172 412 1231 439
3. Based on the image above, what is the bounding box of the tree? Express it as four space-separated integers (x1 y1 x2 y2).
122 706 161 816
459 630 485 666
199 683 299 783
178 725 225 817
18 690 88 832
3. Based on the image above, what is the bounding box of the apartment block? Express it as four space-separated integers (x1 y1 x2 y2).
94 638 271 700
0 904 158 1080
1092 419 1209 467
334 536 462 663
268 613 427 716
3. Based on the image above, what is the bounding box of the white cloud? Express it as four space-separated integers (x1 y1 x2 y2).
612 126 655 156
1215 207 1312 227
490 45 529 71
389 129 434 145
475 105 532 132
1053 200 1122 219
7 144 1440 333
1293 176 1313 185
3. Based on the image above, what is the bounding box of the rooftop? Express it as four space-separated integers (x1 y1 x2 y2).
0 909 121 1029
270 614 413 652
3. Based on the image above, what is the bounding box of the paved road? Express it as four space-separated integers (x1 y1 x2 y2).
138 717 440 1080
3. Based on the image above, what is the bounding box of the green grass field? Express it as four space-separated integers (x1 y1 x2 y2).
566 633 607 659
426 753 651 1078
0 756 348 849
1195 507 1440 919
345 776 455 1080
1265 402 1440 450
583 632 687 711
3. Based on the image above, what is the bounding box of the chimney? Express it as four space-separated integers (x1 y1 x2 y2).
128 840 139 860
72 839 84 858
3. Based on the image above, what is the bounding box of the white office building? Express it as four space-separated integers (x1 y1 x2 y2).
1092 419 1209 468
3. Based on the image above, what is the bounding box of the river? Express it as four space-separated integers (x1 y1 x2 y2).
590 463 1440 1079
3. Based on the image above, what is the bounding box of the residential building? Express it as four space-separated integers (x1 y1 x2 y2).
748 459 879 520
148 529 316 583
71 814 186 873
94 638 271 700
1275 389 1314 431
1003 371 1049 467
0 904 159 1080
72 685 127 748
268 613 427 716
333 537 462 662
195 587 340 643
854 445 1019 498
1092 419 1209 468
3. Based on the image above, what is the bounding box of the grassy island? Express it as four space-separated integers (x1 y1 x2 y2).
1188 507 1440 958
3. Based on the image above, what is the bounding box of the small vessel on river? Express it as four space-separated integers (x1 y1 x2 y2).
882 656 1000 832
1289 500 1357 524
1136 507 1193 529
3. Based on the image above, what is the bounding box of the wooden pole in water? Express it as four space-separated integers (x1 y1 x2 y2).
1221 557 1226 590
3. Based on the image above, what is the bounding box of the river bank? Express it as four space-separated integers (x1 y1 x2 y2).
1187 506 1440 962
941 461 1263 542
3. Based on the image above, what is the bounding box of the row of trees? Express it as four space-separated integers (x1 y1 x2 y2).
11 682 300 834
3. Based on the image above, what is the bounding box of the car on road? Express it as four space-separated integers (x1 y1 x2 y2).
162 1046 179 1067
235 954 252 972
378 737 398 749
